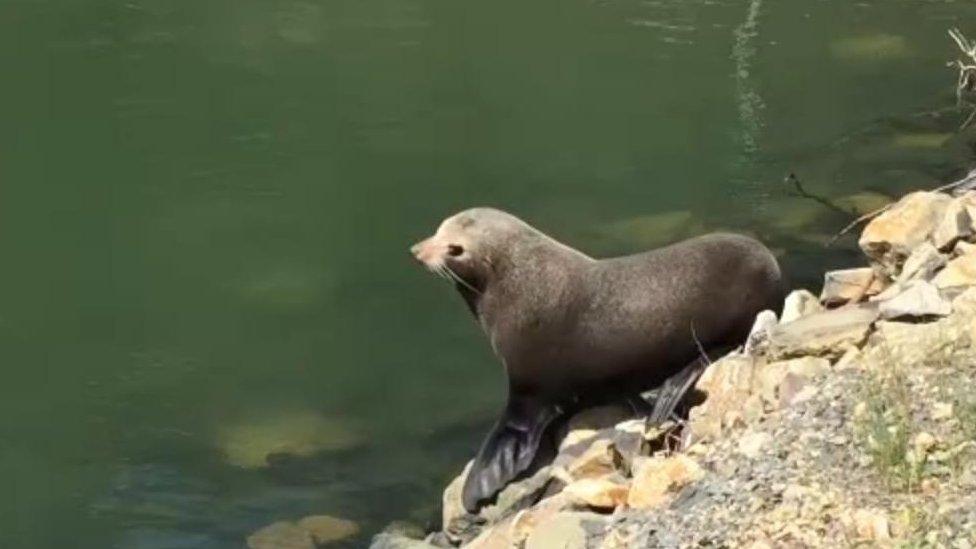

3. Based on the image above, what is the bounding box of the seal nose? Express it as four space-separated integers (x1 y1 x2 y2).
410 238 431 264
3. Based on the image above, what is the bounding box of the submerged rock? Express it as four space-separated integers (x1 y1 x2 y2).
597 211 706 249
830 33 911 61
247 521 314 549
217 410 362 468
249 515 360 549
297 515 360 546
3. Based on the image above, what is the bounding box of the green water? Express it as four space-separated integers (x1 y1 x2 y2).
2 0 976 546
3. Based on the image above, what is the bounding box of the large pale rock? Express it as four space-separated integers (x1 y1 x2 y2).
758 357 830 409
859 191 952 274
869 317 972 366
765 305 879 360
562 438 618 480
878 280 951 319
896 242 946 283
932 253 976 289
562 477 629 510
820 268 885 306
687 355 762 439
932 197 974 251
524 512 605 549
780 289 824 323
627 455 705 509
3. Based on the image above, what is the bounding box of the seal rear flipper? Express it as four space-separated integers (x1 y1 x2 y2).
647 359 705 424
461 397 562 513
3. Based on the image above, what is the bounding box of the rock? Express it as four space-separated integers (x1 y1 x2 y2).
297 515 360 545
559 404 633 451
896 242 947 283
931 402 954 420
932 198 974 251
933 253 976 289
913 432 938 455
480 466 556 525
859 191 952 274
830 33 911 61
464 515 518 549
687 355 760 440
744 310 778 354
563 438 618 480
217 410 363 469
525 512 604 549
562 477 629 510
878 280 952 319
954 240 976 257
758 357 830 409
370 532 438 549
850 508 891 541
870 318 971 366
247 521 314 549
597 211 706 249
820 268 885 306
441 462 478 544
627 455 705 509
765 305 879 360
835 191 892 216
780 289 824 323
736 432 772 459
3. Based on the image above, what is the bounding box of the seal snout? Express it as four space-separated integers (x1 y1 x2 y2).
410 237 440 266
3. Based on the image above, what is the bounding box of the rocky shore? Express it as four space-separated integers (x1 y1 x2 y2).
372 185 976 548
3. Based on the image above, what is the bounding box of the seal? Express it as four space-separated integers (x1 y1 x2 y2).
411 208 783 512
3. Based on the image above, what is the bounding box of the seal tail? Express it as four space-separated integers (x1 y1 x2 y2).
646 358 707 424
461 396 562 513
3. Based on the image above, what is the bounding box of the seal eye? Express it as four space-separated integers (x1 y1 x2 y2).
448 244 464 257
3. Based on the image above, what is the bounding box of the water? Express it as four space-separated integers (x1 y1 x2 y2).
2 0 976 546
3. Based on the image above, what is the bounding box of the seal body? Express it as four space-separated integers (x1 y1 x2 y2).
411 208 783 512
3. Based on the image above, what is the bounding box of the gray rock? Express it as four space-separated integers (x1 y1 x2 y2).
932 198 974 251
765 305 879 360
525 512 605 549
859 191 952 275
744 310 778 354
878 280 952 319
370 533 439 549
820 268 884 306
896 242 947 283
780 289 824 324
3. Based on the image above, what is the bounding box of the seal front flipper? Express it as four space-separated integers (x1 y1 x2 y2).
461 396 563 513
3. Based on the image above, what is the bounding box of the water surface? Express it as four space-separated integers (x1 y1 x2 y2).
2 0 976 546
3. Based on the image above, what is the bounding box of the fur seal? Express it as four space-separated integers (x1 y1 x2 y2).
411 208 783 512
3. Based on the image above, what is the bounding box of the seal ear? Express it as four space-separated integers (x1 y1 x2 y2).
461 397 562 513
